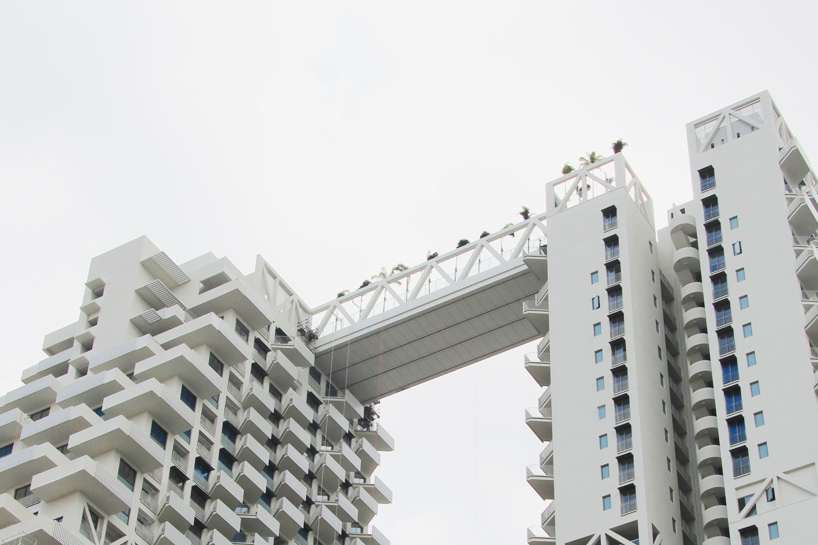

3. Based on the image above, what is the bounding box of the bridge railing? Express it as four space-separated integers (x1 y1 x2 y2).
311 213 548 338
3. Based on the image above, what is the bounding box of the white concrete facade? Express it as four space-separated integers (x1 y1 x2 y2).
0 91 815 545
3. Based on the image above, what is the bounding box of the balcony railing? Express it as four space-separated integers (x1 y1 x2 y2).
610 324 625 338
611 352 627 366
618 468 635 484
135 522 155 543
613 379 629 395
718 337 736 355
617 437 633 453
140 490 159 513
615 407 631 423
605 247 620 261
621 497 637 515
607 272 621 286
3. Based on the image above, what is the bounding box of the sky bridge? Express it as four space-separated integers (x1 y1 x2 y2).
310 215 549 404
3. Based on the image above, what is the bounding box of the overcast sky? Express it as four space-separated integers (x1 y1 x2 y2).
2 2 818 544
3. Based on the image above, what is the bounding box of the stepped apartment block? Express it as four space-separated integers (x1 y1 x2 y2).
0 91 815 545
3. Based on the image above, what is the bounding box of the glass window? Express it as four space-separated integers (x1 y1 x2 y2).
613 369 629 394
766 488 775 502
602 495 612 511
616 426 632 452
603 207 618 231
607 262 622 286
768 522 779 540
608 288 623 312
618 455 635 483
743 323 753 337
739 527 760 545
0 444 12 458
235 320 250 342
705 221 723 246
733 241 743 255
180 385 196 411
609 315 625 337
736 268 746 282
659 373 664 386
725 387 743 414
596 377 605 391
598 405 606 420
591 271 599 285
652 270 655 282
699 166 716 191
594 349 603 364
604 236 620 261
611 340 627 365
614 396 631 423
713 274 729 299
150 421 168 447
599 435 608 449
728 416 747 445
593 323 602 336
730 216 739 229
750 381 760 396
29 408 50 422
620 486 637 514
592 296 600 310
718 329 736 355
703 196 719 221
739 295 749 309
715 301 732 327
709 247 726 273
732 447 751 477
657 346 662 360
754 412 765 427
208 353 224 376
758 443 769 458
601 464 610 479
118 459 137 491
746 352 757 367
722 357 740 384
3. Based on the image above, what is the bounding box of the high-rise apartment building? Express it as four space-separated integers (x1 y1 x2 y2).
0 91 813 545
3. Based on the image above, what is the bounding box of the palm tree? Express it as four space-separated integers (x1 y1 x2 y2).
579 152 603 168
612 139 628 154
562 163 574 175
520 206 531 220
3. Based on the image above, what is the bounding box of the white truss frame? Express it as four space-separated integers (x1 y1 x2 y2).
310 213 548 338
252 256 313 335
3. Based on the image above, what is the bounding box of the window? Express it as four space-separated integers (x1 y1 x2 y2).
601 464 610 479
0 444 12 458
618 455 635 483
709 247 726 273
118 459 137 491
732 447 751 477
659 373 664 386
602 495 612 511
208 353 224 376
715 301 732 327
768 522 779 540
721 357 740 384
672 518 677 533
652 270 655 283
609 314 625 337
725 387 743 414
14 485 31 500
738 494 757 516
620 486 637 514
733 241 743 255
604 237 620 261
591 271 599 284
611 340 627 365
29 408 50 422
594 349 603 364
607 262 622 285
597 405 606 420
614 396 631 423
612 368 629 394
703 196 719 221
728 417 746 445
739 527 760 545
662 400 667 414
736 268 746 282
593 323 602 336
738 295 749 309
758 443 769 458
657 346 662 360
699 166 716 191
592 296 600 310
180 385 196 411
754 411 765 427
150 421 168 447
608 288 623 312
765 488 775 502
235 319 250 342
664 428 669 442
667 458 672 472
730 216 739 229
705 221 723 246
718 329 736 355
743 323 753 338
713 274 729 299
669 487 674 502
603 207 618 231
596 377 605 391
599 435 608 449
653 294 658 308
750 381 760 396
649 241 653 253
616 425 633 452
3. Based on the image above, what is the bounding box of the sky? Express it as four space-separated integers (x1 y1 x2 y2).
2 2 818 544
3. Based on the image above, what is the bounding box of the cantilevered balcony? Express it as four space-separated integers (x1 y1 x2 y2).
271 337 314 369
525 407 552 442
102 378 195 434
235 462 266 499
327 492 359 524
208 471 244 509
281 392 312 428
526 526 555 545
237 504 280 538
311 453 345 492
0 492 34 529
349 525 389 545
134 345 222 399
0 376 61 415
131 305 186 336
277 420 310 452
187 279 275 331
205 499 240 537
354 422 394 452
267 352 299 394
31 456 132 515
274 444 309 478
360 476 392 505
157 489 195 529
272 498 304 542
240 408 275 445
0 409 26 445
524 353 550 387
55 368 132 409
21 348 73 385
20 405 99 447
349 486 378 525
272 471 307 505
155 522 192 545
309 505 342 545
88 336 163 374
354 438 381 476
526 465 554 500
781 141 812 190
318 404 348 444
673 247 700 277
235 435 267 470
522 294 549 336
326 442 361 474
68 415 165 471
154 313 250 366
0 444 65 490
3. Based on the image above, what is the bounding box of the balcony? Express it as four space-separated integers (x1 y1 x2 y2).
525 408 552 442
674 435 690 463
526 526 555 545
55 368 132 409
308 505 342 545
0 409 25 445
241 382 278 416
237 504 280 538
327 492 359 524
19 405 98 446
326 442 362 473
155 522 192 545
318 405 348 444
685 333 709 357
237 408 274 446
781 140 811 187
696 444 722 473
154 313 251 366
538 389 551 414
700 474 725 499
281 392 312 428
205 500 241 537
311 453 345 491
0 492 34 528
271 336 314 369
541 501 555 536
102 378 195 434
354 422 395 452
131 305 186 337
688 359 713 384
67 415 164 471
187 279 275 331
272 471 307 505
21 348 73 385
351 525 389 545
361 476 393 505
30 456 132 515
134 345 222 399
805 302 818 343
702 504 729 531
235 435 267 470
323 388 365 422
277 419 310 453
522 245 548 281
272 498 304 542
274 444 309 478
354 438 381 476
522 297 549 336
0 444 65 490
235 462 266 499
266 351 299 394
524 353 550 388
673 247 700 276
157 489 195 528
208 470 244 509
349 487 378 525
526 465 554 500
669 381 684 408
0 376 61 415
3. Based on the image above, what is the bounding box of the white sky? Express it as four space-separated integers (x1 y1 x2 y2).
2 2 817 544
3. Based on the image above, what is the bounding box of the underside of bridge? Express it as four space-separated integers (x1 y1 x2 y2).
313 254 548 404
